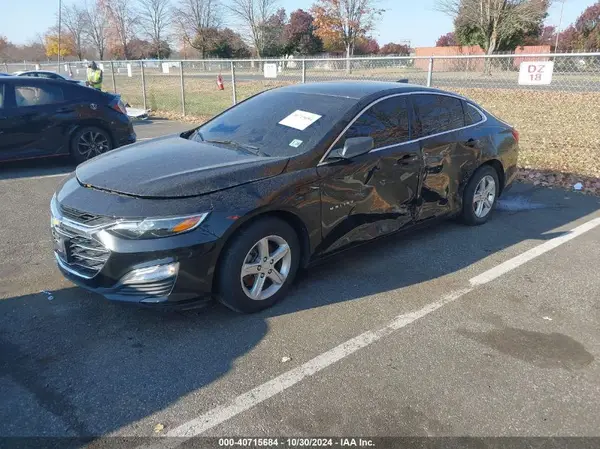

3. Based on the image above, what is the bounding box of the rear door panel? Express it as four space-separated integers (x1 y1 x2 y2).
412 93 483 221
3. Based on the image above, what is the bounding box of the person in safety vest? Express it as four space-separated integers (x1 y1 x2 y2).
86 61 103 90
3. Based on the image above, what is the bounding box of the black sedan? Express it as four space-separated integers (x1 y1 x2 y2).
50 81 519 313
0 76 135 163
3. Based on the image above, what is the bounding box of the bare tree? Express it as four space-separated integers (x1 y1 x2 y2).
138 0 172 59
104 0 141 59
173 0 223 59
227 0 280 58
62 3 88 60
83 0 109 60
436 0 548 56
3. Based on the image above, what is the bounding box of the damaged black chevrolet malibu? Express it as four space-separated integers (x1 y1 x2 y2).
51 81 519 313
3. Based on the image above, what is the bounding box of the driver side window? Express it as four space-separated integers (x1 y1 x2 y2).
341 96 410 150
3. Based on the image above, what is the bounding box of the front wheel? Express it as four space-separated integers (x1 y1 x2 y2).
71 127 112 164
217 217 300 313
461 165 499 226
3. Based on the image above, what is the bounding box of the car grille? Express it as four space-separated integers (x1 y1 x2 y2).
59 204 112 227
52 223 110 279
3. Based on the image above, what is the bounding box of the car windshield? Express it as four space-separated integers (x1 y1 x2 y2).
192 90 357 157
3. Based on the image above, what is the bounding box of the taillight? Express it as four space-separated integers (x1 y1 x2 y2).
512 128 520 143
111 99 127 115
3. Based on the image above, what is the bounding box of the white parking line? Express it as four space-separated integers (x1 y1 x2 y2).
148 216 600 443
0 172 70 182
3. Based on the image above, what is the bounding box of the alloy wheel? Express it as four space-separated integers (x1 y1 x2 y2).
473 175 496 218
240 235 292 301
77 131 109 160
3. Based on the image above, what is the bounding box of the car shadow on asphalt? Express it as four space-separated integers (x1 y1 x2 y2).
0 183 598 438
0 157 75 181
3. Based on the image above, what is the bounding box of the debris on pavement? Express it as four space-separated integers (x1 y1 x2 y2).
516 169 600 197
543 316 553 321
154 423 164 433
41 291 54 301
281 356 292 363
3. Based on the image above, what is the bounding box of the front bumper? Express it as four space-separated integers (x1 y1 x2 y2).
52 204 219 309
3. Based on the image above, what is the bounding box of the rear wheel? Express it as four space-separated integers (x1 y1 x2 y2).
71 127 112 164
217 217 300 313
461 165 499 226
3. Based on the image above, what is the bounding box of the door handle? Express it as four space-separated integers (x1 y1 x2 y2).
465 138 478 147
397 154 419 165
56 107 73 113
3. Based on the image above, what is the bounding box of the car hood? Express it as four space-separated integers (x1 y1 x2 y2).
75 134 289 198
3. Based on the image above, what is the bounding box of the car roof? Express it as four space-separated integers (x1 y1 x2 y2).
0 75 70 84
277 80 460 100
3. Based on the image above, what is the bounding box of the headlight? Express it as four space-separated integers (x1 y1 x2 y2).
107 212 210 239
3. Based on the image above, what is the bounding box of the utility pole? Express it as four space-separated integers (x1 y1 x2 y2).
554 0 566 52
57 0 62 73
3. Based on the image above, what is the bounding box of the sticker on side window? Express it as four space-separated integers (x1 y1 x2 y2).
289 139 303 148
278 110 322 131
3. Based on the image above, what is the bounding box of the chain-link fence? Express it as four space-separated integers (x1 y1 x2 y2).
3 53 600 177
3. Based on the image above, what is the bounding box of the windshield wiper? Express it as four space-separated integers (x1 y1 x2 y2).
204 139 269 157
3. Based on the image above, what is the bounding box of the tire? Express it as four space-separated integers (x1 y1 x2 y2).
217 217 301 314
460 165 500 226
71 126 113 164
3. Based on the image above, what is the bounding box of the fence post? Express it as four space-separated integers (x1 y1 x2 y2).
231 61 237 106
180 61 186 116
4 62 8 72
426 57 434 87
110 62 116 93
302 59 306 84
140 61 147 111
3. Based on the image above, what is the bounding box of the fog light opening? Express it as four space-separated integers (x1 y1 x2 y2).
119 262 179 285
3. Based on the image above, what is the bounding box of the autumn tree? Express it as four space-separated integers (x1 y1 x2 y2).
379 42 410 55
436 31 456 46
437 0 549 56
261 8 287 56
557 2 600 51
206 28 251 58
311 0 384 72
283 9 323 55
523 24 555 46
84 0 109 60
61 3 88 60
138 0 171 59
45 34 76 58
173 0 223 59
103 0 140 59
354 36 379 54
0 36 8 61
227 0 281 58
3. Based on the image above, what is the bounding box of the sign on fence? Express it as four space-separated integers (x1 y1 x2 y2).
518 61 554 85
127 64 132 77
162 62 170 74
264 63 277 79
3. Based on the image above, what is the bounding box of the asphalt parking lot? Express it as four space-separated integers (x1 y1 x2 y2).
1 119 600 443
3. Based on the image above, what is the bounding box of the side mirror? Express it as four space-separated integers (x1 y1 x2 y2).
334 136 374 159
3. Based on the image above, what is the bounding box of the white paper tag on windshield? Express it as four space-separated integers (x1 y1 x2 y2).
289 139 303 148
279 110 322 131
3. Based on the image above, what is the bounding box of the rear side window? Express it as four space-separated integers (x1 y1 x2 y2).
15 84 64 107
413 94 465 138
342 96 410 149
464 102 484 126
